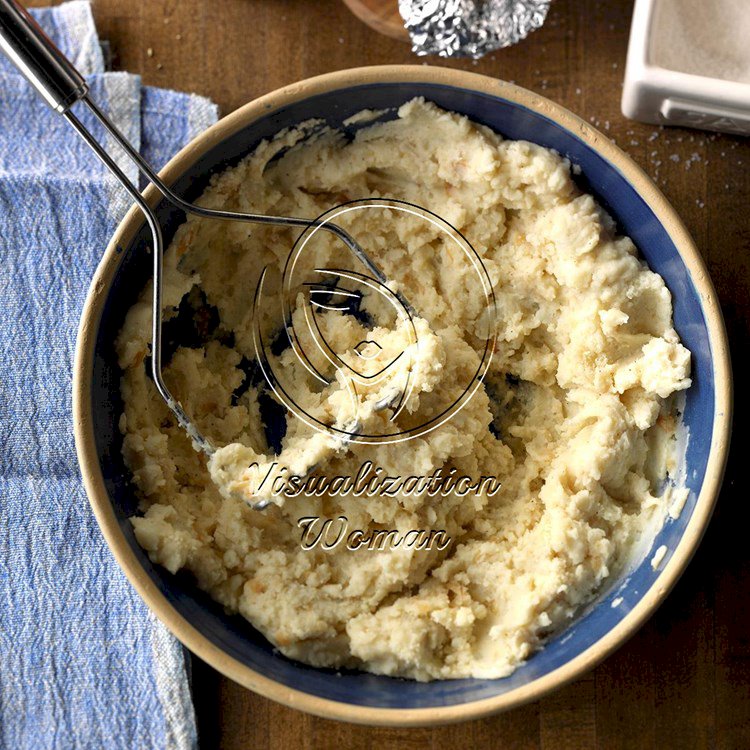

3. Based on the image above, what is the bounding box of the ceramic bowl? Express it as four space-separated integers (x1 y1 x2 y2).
74 66 732 726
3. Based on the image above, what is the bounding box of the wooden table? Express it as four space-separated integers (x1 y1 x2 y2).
35 0 750 745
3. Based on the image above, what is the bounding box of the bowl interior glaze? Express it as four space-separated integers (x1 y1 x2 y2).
88 78 722 714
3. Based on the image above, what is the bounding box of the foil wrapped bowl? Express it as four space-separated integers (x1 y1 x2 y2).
400 0 550 58
74 66 731 726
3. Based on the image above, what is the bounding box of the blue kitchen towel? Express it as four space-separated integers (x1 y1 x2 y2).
0 3 217 748
0 72 141 179
0 0 103 79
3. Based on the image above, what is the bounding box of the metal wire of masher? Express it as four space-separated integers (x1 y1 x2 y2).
75 106 412 510
0 0 413 509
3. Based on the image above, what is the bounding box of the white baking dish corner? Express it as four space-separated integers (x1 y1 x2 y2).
622 0 750 136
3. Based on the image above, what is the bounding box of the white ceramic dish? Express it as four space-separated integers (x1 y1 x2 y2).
622 0 750 135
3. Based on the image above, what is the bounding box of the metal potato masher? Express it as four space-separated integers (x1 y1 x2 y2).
0 0 412 509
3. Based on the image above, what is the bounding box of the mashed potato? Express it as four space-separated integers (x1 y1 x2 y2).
116 99 691 680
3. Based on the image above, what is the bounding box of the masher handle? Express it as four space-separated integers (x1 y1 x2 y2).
0 0 87 112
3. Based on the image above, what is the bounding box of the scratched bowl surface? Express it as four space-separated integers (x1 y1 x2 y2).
75 67 731 725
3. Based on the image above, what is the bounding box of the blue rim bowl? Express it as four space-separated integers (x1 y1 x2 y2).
74 66 732 726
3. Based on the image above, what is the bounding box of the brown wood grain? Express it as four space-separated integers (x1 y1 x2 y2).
28 0 750 746
341 0 410 41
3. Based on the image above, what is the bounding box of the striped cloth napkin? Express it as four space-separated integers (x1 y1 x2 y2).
0 2 217 747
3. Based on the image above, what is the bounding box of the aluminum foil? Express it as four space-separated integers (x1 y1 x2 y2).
399 0 550 59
